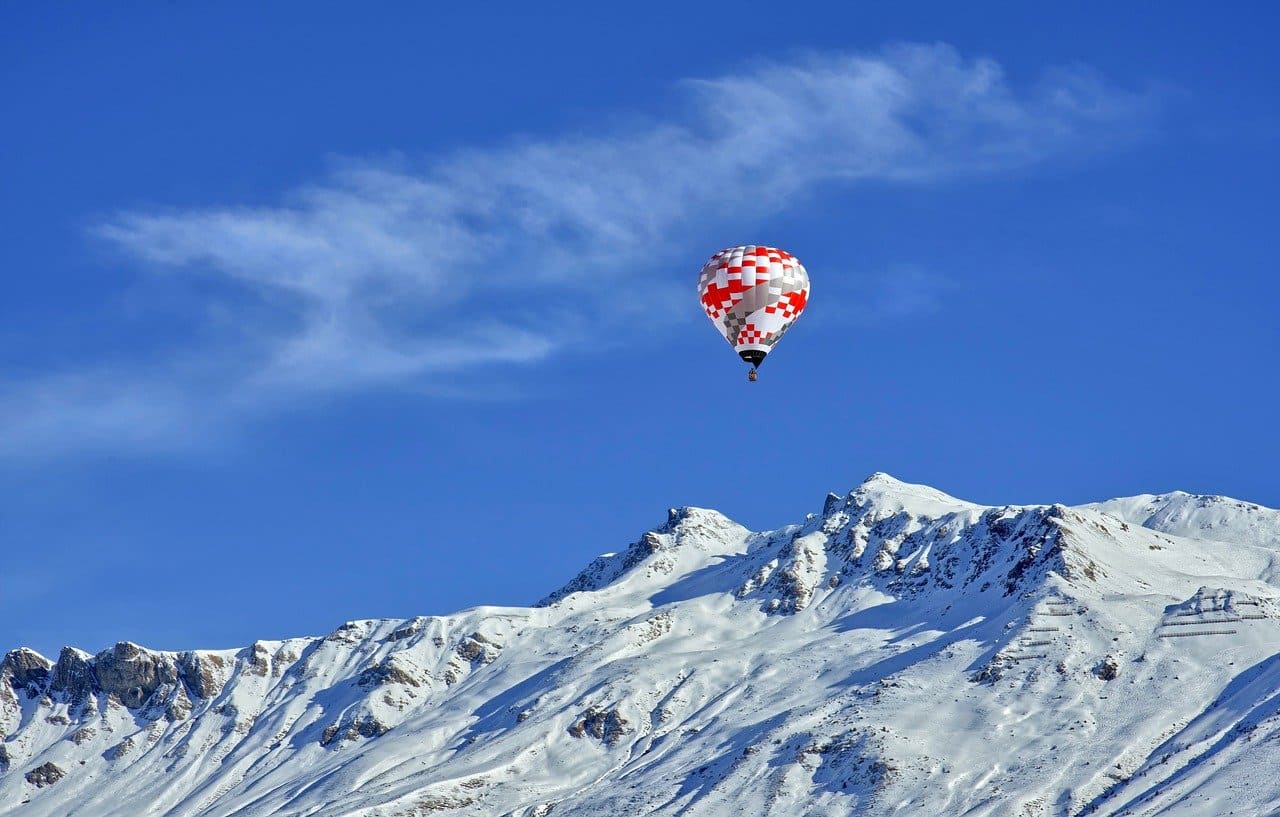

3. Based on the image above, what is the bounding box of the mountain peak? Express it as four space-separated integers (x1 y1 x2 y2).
859 470 901 485
839 471 980 517
661 504 730 531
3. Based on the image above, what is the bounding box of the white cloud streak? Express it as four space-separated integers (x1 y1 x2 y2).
0 44 1154 460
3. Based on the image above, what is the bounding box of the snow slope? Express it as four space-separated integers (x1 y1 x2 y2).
4 473 1280 816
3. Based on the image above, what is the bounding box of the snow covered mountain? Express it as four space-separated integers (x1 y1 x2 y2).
5 473 1280 817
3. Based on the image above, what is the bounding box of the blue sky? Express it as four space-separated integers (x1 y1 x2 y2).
2 3 1277 659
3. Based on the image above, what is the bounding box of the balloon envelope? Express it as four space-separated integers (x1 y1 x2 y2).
697 245 809 368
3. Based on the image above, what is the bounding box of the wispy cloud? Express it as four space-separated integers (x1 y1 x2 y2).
1 43 1156 460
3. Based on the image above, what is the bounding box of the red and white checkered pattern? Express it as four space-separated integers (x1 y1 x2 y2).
737 323 769 346
697 245 810 359
766 289 807 319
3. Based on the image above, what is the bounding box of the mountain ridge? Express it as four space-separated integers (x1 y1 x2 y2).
4 473 1280 816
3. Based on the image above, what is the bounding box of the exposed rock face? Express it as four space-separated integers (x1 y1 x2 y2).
93 642 178 708
455 633 499 665
69 726 96 745
246 642 272 676
1095 655 1120 681
0 743 10 772
49 648 94 702
761 531 829 613
3 648 52 693
320 716 389 746
568 706 632 745
4 643 226 725
325 622 368 645
386 620 427 643
165 686 193 721
823 492 843 516
25 761 65 787
357 660 422 688
106 737 135 761
178 651 225 699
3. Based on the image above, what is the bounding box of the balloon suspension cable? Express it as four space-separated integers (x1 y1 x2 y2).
748 368 758 382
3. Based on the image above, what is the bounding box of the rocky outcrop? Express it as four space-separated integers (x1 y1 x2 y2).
385 619 427 643
760 531 829 614
49 648 94 702
93 642 179 708
3 648 52 694
25 761 65 787
441 631 501 687
246 642 272 676
325 622 369 645
320 715 389 746
178 651 226 699
357 659 422 688
69 726 96 745
455 632 500 665
165 685 193 721
1094 655 1120 681
5 643 229 721
106 737 134 761
568 706 632 745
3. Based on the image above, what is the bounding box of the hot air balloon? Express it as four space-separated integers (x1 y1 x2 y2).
697 245 809 381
